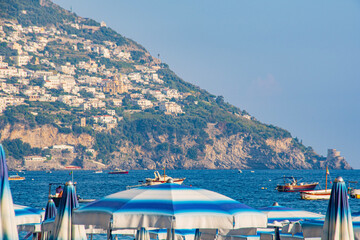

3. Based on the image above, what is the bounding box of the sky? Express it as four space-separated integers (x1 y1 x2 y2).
53 0 360 169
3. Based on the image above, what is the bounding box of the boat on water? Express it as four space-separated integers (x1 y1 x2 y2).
8 174 25 181
348 181 360 199
300 189 331 200
238 169 242 173
276 176 318 192
94 170 103 174
145 170 185 185
108 169 128 174
127 169 185 189
300 167 332 200
65 165 82 170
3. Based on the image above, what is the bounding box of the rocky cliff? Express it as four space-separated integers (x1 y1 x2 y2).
3 123 351 170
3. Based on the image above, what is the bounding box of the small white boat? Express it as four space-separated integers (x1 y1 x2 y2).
127 169 185 189
238 169 242 173
145 170 185 185
9 174 25 181
300 166 331 200
348 181 360 199
350 189 360 199
300 189 331 200
94 170 103 174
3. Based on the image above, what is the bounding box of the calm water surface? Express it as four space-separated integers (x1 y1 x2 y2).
9 169 360 215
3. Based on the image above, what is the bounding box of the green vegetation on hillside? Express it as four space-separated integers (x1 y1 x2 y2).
0 42 18 56
0 0 75 26
2 138 41 160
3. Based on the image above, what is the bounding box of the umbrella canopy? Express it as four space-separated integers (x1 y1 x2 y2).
322 176 354 240
14 204 43 225
73 183 267 229
44 199 57 221
49 181 86 240
258 202 323 225
0 144 19 240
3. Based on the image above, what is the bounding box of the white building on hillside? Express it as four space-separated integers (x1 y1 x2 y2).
159 101 183 114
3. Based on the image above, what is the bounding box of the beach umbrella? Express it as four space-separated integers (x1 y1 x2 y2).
258 202 323 225
259 202 323 240
0 144 19 240
44 199 57 221
49 181 87 240
73 183 267 230
40 199 57 240
322 176 354 240
14 204 43 225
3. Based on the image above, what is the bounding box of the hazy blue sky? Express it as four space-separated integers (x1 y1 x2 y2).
53 0 360 168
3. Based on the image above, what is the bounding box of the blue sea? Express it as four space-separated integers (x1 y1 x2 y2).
9 169 360 215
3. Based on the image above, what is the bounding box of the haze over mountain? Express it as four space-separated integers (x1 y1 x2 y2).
0 0 353 170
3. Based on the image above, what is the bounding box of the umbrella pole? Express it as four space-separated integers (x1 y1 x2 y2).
194 229 201 240
107 229 112 240
274 227 280 240
166 228 175 240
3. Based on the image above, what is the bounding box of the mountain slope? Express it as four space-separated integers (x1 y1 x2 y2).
0 0 351 170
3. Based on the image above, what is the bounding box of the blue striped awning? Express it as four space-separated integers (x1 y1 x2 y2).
14 204 43 225
258 202 323 225
73 183 267 229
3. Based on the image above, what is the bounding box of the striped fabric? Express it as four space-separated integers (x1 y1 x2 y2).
73 183 267 229
44 199 57 221
0 144 19 240
14 204 43 225
49 182 87 240
322 176 354 240
258 203 323 225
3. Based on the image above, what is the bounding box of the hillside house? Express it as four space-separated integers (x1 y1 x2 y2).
24 156 47 168
159 101 183 114
136 99 153 109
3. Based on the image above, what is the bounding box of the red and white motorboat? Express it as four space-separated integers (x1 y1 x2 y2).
276 176 318 192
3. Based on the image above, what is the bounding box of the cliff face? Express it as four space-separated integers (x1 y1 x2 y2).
3 123 351 170
0 124 94 148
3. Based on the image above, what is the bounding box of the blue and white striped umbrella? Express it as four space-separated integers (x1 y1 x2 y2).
0 144 19 240
14 204 43 225
258 202 323 225
322 176 354 240
73 183 267 229
49 181 87 240
44 199 57 221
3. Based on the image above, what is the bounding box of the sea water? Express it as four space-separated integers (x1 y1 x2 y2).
9 169 360 239
10 169 360 214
